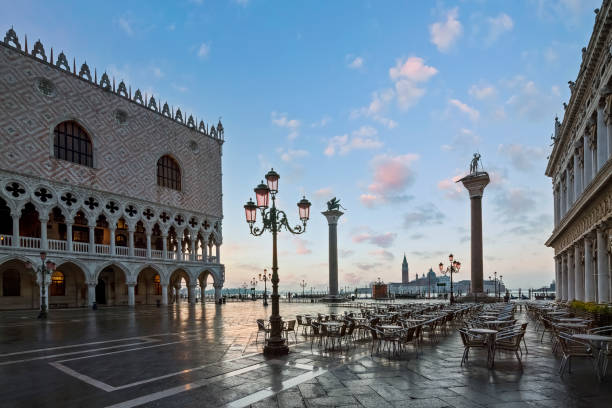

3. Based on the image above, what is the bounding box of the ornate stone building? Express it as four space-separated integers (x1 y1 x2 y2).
545 3 612 304
0 27 225 310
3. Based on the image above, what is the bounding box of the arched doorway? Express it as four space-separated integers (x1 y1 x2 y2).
50 261 87 308
135 267 163 305
197 270 216 303
96 278 106 304
95 264 128 306
169 269 190 304
0 258 37 310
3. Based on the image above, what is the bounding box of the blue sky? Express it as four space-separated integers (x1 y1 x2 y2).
2 0 601 290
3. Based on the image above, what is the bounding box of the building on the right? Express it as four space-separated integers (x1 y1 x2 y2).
545 1 612 304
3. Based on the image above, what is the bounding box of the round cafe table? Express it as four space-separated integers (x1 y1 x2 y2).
379 325 402 331
469 328 498 368
572 333 612 380
556 317 586 322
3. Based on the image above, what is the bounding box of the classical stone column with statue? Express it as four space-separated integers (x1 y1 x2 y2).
322 197 344 302
459 153 490 297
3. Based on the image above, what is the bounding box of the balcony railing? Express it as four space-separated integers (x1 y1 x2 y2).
95 244 110 255
115 246 129 256
0 235 12 247
1 236 219 264
73 242 89 253
20 236 41 249
48 239 66 251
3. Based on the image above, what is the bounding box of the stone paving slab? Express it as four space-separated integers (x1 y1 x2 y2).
0 302 611 408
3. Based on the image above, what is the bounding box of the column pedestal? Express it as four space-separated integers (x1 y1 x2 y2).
321 209 344 302
161 284 168 305
459 172 490 298
87 283 97 306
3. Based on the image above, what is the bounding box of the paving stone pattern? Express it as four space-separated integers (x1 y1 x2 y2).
0 302 610 408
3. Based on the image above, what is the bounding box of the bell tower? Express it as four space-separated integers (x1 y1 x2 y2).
402 254 409 284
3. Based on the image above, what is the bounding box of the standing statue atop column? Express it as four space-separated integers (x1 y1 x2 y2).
469 153 481 174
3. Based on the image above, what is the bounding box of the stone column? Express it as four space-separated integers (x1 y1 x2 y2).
87 282 97 306
553 184 559 228
146 230 152 259
215 244 221 263
200 284 206 302
127 283 135 306
188 284 196 304
190 238 196 261
584 129 593 186
567 251 575 300
597 226 610 303
162 234 168 259
574 244 584 301
109 227 115 256
161 283 168 305
88 223 96 254
128 228 135 257
177 230 184 261
597 103 608 173
214 283 222 302
40 216 48 250
460 172 490 295
574 147 582 200
585 235 596 302
175 286 180 303
561 253 568 301
66 221 73 252
555 256 561 300
11 213 20 248
561 173 567 216
322 209 344 300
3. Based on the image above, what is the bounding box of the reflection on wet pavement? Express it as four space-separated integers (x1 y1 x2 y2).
0 302 610 407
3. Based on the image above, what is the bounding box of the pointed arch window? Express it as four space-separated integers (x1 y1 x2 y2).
50 271 65 296
53 121 93 167
157 155 181 191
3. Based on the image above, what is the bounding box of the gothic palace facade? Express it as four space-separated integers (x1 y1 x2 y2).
545 2 612 304
0 27 226 310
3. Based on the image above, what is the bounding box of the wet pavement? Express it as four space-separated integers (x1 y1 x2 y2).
0 301 610 408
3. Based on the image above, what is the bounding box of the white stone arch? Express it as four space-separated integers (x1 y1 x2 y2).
134 263 167 284
195 268 220 287
0 254 39 269
168 267 191 286
47 116 98 168
122 202 142 225
100 198 122 219
53 257 90 284
93 261 132 283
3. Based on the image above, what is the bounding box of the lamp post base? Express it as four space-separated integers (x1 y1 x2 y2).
263 338 289 356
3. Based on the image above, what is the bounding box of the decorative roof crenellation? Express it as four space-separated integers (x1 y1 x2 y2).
1 26 225 143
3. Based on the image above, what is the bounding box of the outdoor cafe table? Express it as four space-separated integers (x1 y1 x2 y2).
572 333 612 380
469 328 498 368
485 320 512 329
547 311 568 316
379 325 402 331
556 317 585 322
558 323 588 332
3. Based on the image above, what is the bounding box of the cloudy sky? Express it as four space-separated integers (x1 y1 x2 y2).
2 0 601 291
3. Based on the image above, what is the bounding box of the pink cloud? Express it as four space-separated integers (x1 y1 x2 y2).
351 229 397 248
368 154 419 194
389 57 438 82
294 238 311 255
437 173 466 200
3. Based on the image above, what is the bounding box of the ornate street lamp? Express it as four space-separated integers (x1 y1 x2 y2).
299 279 307 298
258 269 271 306
244 168 311 356
25 252 56 319
439 253 461 304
